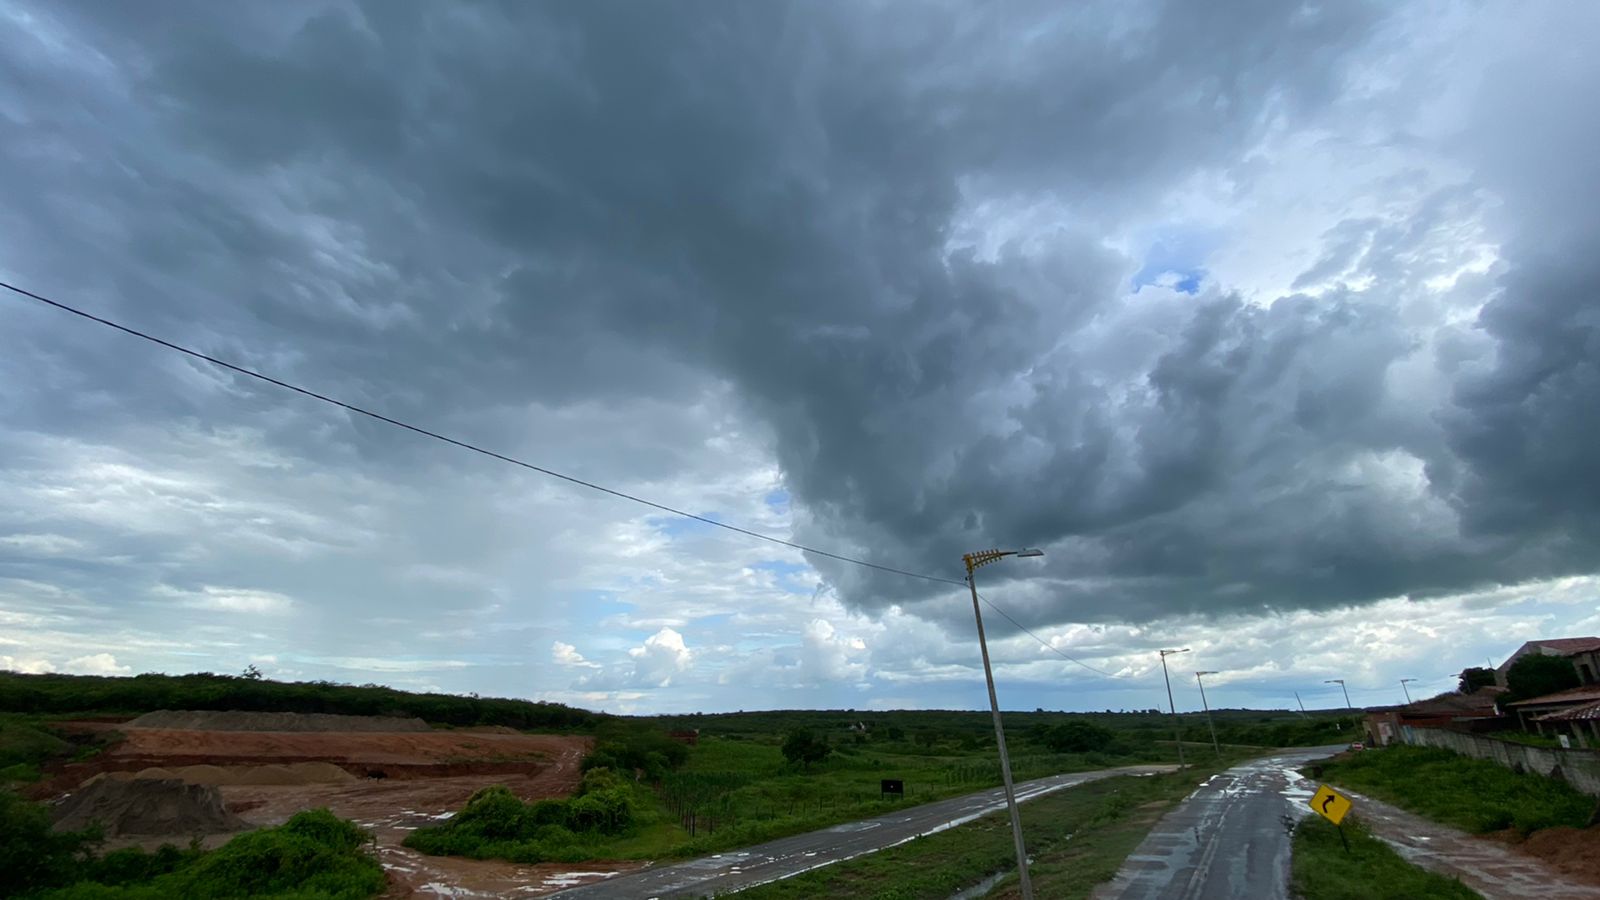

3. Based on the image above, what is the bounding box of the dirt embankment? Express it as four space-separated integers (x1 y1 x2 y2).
127 710 431 732
1492 826 1600 890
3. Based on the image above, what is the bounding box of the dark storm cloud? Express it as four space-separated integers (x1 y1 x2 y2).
5 0 1595 631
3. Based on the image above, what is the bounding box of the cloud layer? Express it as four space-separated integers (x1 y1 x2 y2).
3 1 1598 712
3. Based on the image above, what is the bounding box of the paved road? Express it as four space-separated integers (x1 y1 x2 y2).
551 764 1175 899
1093 745 1345 900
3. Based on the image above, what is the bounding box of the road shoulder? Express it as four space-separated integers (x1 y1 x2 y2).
1332 786 1600 900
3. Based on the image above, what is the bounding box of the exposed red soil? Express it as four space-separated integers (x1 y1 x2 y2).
36 727 578 795
1489 826 1600 889
38 719 630 896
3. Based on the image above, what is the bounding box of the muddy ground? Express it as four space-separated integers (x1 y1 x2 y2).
45 714 641 897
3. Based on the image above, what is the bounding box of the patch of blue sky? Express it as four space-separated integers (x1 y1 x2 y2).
1130 225 1218 295
764 489 791 513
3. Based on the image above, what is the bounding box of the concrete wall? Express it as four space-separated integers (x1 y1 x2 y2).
1399 725 1600 797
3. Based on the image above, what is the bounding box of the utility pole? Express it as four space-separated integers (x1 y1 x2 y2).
963 548 1044 900
1325 679 1353 710
1159 648 1191 768
1195 671 1221 758
1399 678 1417 704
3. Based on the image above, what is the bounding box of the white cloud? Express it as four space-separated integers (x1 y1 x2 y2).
0 655 56 674
626 627 694 688
63 653 128 675
551 641 599 669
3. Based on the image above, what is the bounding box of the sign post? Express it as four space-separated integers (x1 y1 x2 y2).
1308 784 1353 853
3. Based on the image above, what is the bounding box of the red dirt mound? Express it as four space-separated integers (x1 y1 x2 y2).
1510 826 1600 888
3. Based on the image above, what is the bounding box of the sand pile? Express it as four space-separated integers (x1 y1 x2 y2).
126 710 430 732
87 762 356 787
52 778 248 837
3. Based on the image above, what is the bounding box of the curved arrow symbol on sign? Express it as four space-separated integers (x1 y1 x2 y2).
1321 795 1334 814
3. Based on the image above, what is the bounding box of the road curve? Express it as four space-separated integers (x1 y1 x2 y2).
1093 745 1345 900
551 764 1175 899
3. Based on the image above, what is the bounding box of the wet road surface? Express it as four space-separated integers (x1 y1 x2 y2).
1093 746 1344 900
550 764 1175 898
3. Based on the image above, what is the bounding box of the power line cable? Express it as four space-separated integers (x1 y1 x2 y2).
975 590 1122 678
0 280 1218 682
3 279 965 589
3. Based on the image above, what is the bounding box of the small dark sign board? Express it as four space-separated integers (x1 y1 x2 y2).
880 778 904 797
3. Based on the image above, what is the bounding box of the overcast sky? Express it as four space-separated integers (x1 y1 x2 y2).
3 1 1598 716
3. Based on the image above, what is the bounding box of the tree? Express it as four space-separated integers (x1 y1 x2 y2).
1458 667 1496 694
1504 654 1580 703
781 729 831 771
1039 720 1116 753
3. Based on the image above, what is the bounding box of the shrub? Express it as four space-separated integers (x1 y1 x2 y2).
0 788 102 897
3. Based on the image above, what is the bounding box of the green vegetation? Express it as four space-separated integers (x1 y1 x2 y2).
405 705 1354 868
779 729 832 770
1503 653 1580 702
737 766 1224 900
581 720 691 781
1457 667 1496 693
1290 815 1481 900
644 707 1359 754
0 671 593 731
0 717 71 783
1316 745 1595 834
1 791 384 900
404 767 647 863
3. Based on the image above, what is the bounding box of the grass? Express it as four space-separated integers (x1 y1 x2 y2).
1290 815 1481 900
736 764 1226 900
1314 745 1595 834
0 717 71 782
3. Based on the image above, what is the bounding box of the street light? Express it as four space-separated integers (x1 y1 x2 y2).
1324 679 1353 710
1400 678 1417 704
1159 648 1191 768
963 547 1045 900
1195 671 1221 758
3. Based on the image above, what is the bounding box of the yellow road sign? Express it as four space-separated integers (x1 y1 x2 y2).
1309 784 1351 825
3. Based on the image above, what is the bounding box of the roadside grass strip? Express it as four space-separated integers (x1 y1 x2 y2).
735 766 1221 900
1291 815 1482 900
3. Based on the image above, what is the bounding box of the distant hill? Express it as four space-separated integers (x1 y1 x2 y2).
0 671 597 731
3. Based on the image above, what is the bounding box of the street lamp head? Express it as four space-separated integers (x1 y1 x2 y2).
1196 670 1218 676
1324 679 1344 685
1014 548 1044 558
1400 677 1417 683
1159 648 1191 657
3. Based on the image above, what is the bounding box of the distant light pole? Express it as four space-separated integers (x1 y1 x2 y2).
1159 648 1191 767
1195 671 1221 758
963 547 1045 900
1400 678 1417 704
1325 679 1353 710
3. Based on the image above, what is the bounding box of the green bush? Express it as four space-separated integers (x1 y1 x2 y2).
0 788 102 897
173 811 384 899
581 724 689 781
404 768 648 863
